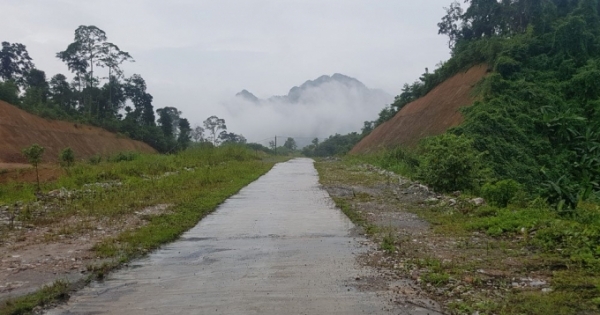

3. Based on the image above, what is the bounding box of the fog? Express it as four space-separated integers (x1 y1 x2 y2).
220 75 393 147
0 0 453 145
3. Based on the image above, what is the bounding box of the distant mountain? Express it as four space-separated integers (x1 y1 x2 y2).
235 73 392 105
235 89 259 103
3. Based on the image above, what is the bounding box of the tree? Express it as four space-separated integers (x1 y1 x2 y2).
220 132 246 144
361 121 375 136
0 80 19 104
191 125 205 142
177 118 192 150
23 69 49 103
156 107 181 139
0 42 34 85
99 43 134 112
283 137 297 151
462 0 503 38
438 1 465 49
124 74 155 126
22 144 45 191
99 42 133 81
57 26 107 89
312 138 319 146
203 116 227 146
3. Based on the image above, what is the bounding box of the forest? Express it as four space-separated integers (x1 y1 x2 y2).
336 0 600 210
0 26 249 154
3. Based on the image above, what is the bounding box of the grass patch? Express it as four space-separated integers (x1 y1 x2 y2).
1 280 69 315
0 145 287 315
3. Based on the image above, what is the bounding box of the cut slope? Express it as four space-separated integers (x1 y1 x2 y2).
351 65 488 154
0 100 156 163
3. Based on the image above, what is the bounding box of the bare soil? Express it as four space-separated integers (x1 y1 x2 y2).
0 100 156 164
0 164 64 184
351 65 489 154
0 204 171 302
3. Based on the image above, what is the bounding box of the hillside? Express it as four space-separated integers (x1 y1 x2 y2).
0 100 156 163
351 64 488 154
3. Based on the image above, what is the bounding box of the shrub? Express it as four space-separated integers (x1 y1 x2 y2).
59 147 75 168
107 152 139 163
481 179 522 207
22 144 45 191
417 134 486 192
88 155 102 165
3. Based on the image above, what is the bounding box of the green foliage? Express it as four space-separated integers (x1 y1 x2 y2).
106 151 138 163
0 146 278 315
59 147 75 168
0 27 193 154
381 232 396 253
88 155 102 165
481 179 522 207
0 280 69 315
283 137 297 151
307 133 362 157
21 144 45 167
422 272 451 287
0 80 20 105
417 134 486 192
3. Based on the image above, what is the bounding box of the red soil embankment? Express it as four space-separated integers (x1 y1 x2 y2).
0 100 156 164
351 64 489 154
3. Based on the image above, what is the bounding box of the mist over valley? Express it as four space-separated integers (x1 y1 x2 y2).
224 73 393 147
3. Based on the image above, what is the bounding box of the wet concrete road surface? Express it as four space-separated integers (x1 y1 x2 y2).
47 158 430 315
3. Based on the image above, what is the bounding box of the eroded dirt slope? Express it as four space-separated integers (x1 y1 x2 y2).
0 100 155 163
351 65 488 154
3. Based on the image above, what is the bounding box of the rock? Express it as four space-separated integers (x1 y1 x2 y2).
448 199 457 206
471 198 485 206
530 279 547 287
452 191 461 197
425 197 439 204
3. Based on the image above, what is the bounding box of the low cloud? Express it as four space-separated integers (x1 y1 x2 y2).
221 76 393 147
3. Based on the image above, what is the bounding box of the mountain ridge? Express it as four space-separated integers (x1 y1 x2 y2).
235 73 391 104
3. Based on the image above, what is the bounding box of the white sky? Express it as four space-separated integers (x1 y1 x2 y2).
0 0 452 143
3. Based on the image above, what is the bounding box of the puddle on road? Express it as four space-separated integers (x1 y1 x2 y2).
46 158 433 315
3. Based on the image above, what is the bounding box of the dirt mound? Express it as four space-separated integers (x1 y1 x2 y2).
0 100 156 163
351 65 488 154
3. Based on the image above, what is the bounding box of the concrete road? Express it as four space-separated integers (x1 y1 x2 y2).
47 158 435 315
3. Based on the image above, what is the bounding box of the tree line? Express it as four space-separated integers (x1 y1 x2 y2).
0 26 248 153
366 0 600 207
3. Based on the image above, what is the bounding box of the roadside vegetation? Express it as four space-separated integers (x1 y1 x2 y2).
0 145 283 315
317 157 600 314
311 1 600 313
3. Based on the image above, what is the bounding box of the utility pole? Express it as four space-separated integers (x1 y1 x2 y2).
274 136 277 155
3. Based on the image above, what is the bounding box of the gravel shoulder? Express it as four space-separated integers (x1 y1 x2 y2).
315 159 554 314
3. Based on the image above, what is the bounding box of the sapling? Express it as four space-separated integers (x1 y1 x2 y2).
22 144 45 191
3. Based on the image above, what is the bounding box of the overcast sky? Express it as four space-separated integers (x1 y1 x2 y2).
0 0 452 143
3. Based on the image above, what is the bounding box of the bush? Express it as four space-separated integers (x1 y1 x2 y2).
59 147 75 167
481 179 522 207
88 155 102 165
417 134 486 192
107 152 139 163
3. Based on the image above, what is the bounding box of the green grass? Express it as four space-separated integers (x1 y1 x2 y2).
0 145 287 315
316 157 600 315
1 281 69 315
